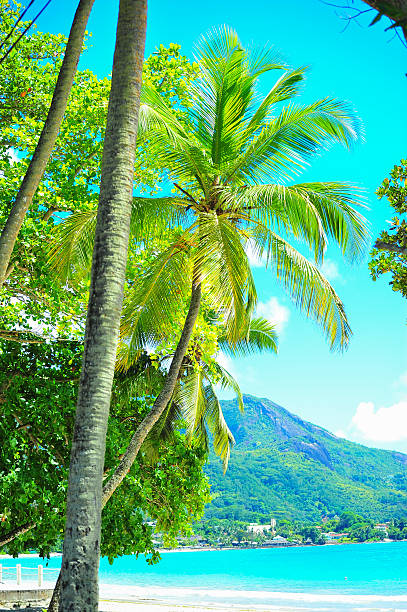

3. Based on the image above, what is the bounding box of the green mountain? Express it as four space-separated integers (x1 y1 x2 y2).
205 395 407 523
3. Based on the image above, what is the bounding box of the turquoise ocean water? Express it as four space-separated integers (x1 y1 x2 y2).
2 541 407 610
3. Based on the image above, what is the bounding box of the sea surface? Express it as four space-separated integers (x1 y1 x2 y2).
2 541 407 610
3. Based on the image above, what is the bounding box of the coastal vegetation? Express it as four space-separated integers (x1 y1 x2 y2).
190 512 407 547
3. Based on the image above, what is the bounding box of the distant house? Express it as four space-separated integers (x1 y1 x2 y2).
323 532 349 541
247 523 272 535
271 535 289 545
374 523 389 535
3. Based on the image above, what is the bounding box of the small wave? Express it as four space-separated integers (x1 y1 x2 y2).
99 583 407 604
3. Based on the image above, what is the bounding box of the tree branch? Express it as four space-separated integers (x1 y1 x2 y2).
374 239 407 255
12 411 66 466
0 522 35 548
0 329 77 343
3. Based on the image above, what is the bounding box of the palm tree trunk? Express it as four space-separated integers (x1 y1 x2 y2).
58 1 147 610
0 0 95 288
47 279 201 612
102 280 202 504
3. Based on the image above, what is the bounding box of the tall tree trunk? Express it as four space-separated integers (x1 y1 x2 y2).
48 280 202 612
0 0 95 288
0 522 35 548
48 574 62 612
58 1 147 610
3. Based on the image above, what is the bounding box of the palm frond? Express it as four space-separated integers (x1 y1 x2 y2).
225 98 362 184
141 400 182 463
201 379 235 471
252 228 352 350
47 194 194 283
196 213 257 341
201 360 244 414
246 42 287 77
48 208 97 282
218 316 278 357
140 85 213 195
174 367 234 471
173 367 206 442
139 84 191 143
243 67 307 139
194 27 252 168
228 186 327 264
113 352 164 404
118 236 194 370
130 196 193 245
283 182 369 262
193 26 288 170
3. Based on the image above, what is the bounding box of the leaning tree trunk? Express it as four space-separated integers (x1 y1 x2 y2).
102 280 202 504
48 279 202 612
0 0 95 288
58 1 147 611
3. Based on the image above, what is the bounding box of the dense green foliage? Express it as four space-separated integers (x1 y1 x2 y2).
205 395 407 522
0 340 211 561
370 160 407 298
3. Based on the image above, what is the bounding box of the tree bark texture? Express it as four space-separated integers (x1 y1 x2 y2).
48 280 201 612
0 522 35 548
48 573 62 612
0 0 95 288
58 1 147 610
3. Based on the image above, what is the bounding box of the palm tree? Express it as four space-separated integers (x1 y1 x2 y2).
100 26 368 500
58 0 147 610
50 25 368 514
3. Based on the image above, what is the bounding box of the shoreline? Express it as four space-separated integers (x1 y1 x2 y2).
157 537 401 554
2 582 406 612
0 537 404 560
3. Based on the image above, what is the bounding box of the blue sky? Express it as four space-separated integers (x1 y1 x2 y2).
35 0 407 452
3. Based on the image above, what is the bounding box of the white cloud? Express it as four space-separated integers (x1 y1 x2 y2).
319 258 340 281
245 241 267 268
216 350 237 377
256 297 290 334
351 400 407 442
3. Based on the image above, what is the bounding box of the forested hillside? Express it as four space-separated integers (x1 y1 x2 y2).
205 395 407 522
